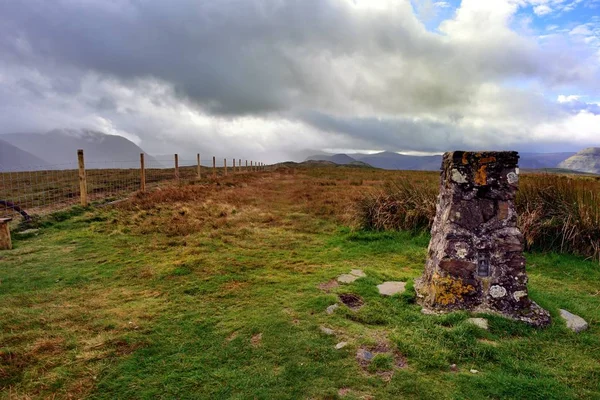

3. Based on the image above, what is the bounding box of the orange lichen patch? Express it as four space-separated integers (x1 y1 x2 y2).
474 165 487 186
462 153 469 165
479 156 496 164
431 273 475 306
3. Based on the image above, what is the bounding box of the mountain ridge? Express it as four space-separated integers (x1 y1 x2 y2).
558 147 600 174
0 129 161 169
0 139 50 172
306 150 579 171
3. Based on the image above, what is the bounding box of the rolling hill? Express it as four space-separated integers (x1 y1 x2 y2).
306 150 580 171
558 148 600 174
0 139 50 172
0 129 161 169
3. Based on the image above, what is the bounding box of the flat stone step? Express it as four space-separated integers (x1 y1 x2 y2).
377 281 406 296
337 274 358 284
337 269 366 284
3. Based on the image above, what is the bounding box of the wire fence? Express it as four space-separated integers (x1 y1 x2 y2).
0 152 267 221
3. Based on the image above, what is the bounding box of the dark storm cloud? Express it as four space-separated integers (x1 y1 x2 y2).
0 0 599 159
1 0 592 116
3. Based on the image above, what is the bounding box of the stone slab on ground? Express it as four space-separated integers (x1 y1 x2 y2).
356 348 374 362
320 326 335 335
326 304 339 315
349 269 366 277
337 274 358 284
560 309 589 333
377 281 406 296
335 342 348 349
466 318 489 330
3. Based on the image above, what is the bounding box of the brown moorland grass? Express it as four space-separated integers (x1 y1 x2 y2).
354 172 600 261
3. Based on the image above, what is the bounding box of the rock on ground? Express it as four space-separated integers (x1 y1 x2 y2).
377 281 406 296
560 309 589 333
466 318 489 330
337 274 358 284
349 269 366 277
326 304 339 315
335 342 348 349
320 326 335 335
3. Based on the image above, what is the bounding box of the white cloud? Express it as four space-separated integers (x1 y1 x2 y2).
570 24 593 36
533 111 600 146
557 94 581 103
533 5 553 15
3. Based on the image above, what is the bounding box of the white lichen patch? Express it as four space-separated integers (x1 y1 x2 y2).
489 285 507 298
513 290 527 301
455 243 468 259
451 169 468 184
507 171 519 184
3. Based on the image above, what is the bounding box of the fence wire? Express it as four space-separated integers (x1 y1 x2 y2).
0 155 267 221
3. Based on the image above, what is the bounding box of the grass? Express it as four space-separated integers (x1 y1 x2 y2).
1 167 599 399
354 172 600 261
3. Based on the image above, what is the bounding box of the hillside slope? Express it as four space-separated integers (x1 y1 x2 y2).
305 153 358 165
356 151 442 170
558 148 600 174
1 129 161 169
0 139 50 172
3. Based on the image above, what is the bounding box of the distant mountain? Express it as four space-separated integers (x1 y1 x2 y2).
1 129 161 169
558 148 600 174
0 139 50 172
355 151 442 170
519 152 575 169
303 150 581 171
305 153 359 165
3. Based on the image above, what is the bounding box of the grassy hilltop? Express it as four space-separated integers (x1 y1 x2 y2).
1 167 599 399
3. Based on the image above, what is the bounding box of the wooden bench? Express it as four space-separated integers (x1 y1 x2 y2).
0 217 12 250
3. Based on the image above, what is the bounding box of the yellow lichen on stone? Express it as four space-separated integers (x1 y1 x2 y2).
479 156 496 164
431 273 475 306
474 165 487 186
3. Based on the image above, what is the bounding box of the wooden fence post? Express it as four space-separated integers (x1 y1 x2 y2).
233 158 236 174
239 159 241 173
140 153 146 193
213 156 216 177
197 153 201 179
245 160 248 172
77 149 88 207
174 154 180 181
250 161 253 172
224 158 227 176
0 218 12 250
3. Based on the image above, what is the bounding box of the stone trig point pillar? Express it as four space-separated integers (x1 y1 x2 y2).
415 151 550 327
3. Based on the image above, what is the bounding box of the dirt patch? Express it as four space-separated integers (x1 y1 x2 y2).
318 279 339 293
355 341 407 381
338 293 364 310
0 351 33 380
251 333 263 347
30 337 66 356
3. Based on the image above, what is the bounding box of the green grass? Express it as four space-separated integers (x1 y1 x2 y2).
1 169 599 399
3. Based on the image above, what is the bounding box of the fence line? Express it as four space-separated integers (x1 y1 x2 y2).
0 150 268 220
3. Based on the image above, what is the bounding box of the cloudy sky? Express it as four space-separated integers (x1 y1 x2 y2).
1 0 599 161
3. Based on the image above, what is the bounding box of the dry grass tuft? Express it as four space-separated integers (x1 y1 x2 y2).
353 173 600 261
